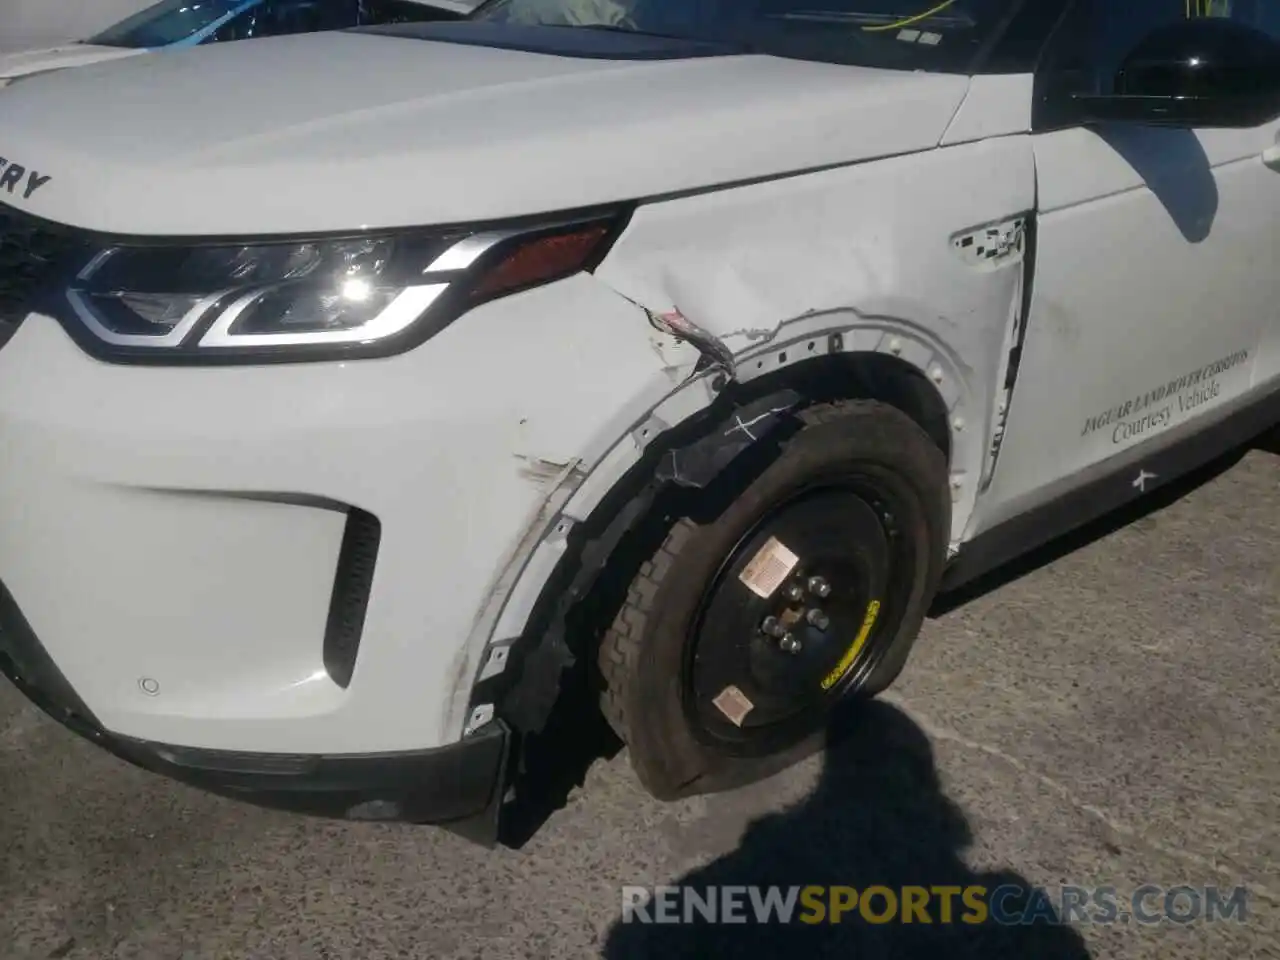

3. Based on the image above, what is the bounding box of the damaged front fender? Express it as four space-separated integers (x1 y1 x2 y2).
449 135 1037 747
459 379 809 746
593 134 1037 538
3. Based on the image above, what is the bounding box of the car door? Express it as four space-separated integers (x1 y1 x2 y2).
971 0 1280 533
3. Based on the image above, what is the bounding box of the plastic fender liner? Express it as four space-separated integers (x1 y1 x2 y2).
485 387 806 741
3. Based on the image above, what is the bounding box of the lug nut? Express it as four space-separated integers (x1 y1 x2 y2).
783 582 805 601
761 616 785 638
807 576 831 598
806 608 831 631
779 634 802 654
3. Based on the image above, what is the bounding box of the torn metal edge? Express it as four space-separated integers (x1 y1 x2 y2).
647 307 736 379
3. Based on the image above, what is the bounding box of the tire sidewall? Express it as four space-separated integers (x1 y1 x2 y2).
622 402 950 799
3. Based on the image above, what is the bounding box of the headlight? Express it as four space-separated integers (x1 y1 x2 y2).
54 212 625 363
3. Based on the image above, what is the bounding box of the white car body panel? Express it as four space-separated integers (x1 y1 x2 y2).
972 123 1280 533
0 18 1275 798
0 43 141 82
592 136 1036 545
937 72 1032 147
0 0 152 54
0 274 673 752
0 32 968 234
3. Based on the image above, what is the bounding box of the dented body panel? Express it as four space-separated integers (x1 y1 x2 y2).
594 136 1036 545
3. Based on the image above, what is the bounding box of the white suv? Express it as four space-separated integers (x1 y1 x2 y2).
0 0 1278 844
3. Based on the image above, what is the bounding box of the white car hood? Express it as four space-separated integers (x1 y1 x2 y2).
0 43 140 80
0 30 970 236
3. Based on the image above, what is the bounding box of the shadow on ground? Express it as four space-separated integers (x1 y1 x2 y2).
601 700 1092 959
497 663 623 849
1256 428 1280 457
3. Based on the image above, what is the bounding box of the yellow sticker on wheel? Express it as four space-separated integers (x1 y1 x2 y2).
821 599 881 691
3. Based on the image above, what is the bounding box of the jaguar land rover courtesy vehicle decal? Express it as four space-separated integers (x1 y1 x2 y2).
0 0 1277 844
1081 348 1254 446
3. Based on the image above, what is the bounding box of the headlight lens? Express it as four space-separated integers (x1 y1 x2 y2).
57 214 624 362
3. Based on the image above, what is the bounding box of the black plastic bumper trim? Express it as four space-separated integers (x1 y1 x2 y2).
104 721 511 832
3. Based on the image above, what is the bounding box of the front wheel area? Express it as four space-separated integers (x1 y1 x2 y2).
597 400 950 801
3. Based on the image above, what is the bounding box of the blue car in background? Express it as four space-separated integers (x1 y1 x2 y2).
92 0 477 48
0 0 478 85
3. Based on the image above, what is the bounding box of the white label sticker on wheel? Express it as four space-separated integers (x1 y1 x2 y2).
738 536 799 599
712 685 755 727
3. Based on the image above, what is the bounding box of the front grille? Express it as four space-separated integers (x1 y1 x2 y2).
0 205 87 328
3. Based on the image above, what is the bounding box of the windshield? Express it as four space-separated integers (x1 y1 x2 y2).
469 0 1016 70
90 0 250 48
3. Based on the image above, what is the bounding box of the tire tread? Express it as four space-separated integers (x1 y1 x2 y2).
596 400 894 744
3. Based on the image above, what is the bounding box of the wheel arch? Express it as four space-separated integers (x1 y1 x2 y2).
460 319 974 760
758 348 954 464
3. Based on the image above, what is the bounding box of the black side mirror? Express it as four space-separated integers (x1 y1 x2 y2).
1074 18 1280 128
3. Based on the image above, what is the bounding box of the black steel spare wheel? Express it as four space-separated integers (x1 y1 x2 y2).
597 399 951 801
686 485 895 752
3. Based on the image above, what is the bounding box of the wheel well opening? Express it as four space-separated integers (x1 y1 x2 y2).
553 350 954 669
751 350 953 464
481 349 953 750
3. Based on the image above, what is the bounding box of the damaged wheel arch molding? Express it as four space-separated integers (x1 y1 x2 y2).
449 307 983 746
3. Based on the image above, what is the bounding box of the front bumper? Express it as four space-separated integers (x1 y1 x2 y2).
0 575 511 835
0 272 673 761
